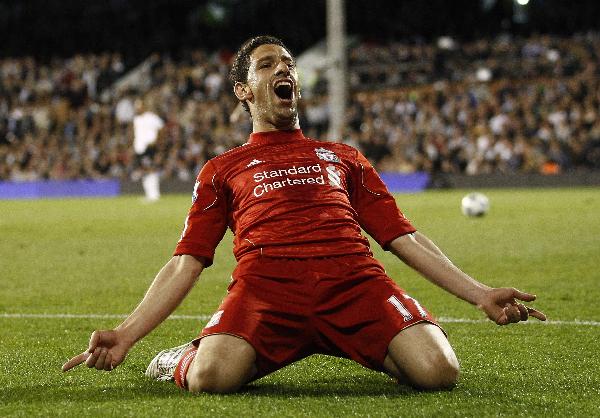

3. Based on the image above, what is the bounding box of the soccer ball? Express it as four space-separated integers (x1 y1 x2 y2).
461 192 490 217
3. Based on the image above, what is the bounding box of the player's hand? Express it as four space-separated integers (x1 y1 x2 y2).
62 329 133 372
477 287 546 325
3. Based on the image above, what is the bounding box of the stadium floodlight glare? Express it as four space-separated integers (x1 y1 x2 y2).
516 0 529 5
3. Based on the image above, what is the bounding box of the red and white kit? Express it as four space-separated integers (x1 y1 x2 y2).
175 129 442 377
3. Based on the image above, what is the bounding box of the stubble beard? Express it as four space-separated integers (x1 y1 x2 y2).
272 105 299 130
254 99 299 130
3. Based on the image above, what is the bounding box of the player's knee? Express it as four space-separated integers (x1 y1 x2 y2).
410 352 459 390
186 361 243 394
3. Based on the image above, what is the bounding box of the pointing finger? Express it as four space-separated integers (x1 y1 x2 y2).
512 289 536 302
62 352 90 372
527 307 547 321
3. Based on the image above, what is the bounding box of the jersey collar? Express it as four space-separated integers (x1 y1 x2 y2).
247 129 307 146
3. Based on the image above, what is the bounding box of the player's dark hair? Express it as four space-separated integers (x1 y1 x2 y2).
229 35 292 113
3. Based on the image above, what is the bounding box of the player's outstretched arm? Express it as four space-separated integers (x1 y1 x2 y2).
62 254 204 372
389 232 546 325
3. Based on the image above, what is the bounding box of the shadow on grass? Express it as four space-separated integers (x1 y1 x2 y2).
243 378 419 398
3 374 427 405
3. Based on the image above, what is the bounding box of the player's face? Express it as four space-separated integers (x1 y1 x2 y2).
244 44 300 128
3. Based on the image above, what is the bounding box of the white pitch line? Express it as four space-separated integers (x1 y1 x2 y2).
437 316 600 327
1 312 599 327
0 313 212 321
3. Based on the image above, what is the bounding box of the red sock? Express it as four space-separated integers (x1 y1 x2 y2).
173 346 198 389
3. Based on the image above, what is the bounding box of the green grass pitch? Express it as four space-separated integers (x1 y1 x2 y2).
1 188 599 417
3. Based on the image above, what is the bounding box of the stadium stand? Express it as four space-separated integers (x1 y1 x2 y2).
1 33 599 185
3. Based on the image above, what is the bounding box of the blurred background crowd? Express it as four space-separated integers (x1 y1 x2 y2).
2 30 600 183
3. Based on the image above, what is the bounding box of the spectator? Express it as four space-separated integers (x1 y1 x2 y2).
1 33 600 184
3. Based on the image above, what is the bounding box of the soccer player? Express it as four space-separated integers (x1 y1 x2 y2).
63 36 546 393
133 99 164 202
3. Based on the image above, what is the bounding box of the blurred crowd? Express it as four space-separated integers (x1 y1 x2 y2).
0 50 244 182
1 32 600 183
347 33 593 90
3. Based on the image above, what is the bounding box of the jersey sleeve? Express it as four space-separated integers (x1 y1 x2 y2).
349 149 416 249
173 161 228 267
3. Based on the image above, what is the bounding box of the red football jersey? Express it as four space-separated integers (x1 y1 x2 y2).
174 129 416 266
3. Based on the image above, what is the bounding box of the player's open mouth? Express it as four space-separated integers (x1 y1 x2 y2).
274 79 294 101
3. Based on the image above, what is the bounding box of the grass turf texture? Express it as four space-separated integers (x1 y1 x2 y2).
1 188 599 417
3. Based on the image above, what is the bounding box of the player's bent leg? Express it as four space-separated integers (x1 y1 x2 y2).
186 334 257 394
384 322 459 390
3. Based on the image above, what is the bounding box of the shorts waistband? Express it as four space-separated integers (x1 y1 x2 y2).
237 250 373 263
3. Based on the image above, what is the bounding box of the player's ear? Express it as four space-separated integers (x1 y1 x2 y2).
234 82 253 102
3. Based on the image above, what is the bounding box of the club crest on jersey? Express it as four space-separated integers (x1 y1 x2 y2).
315 147 340 163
